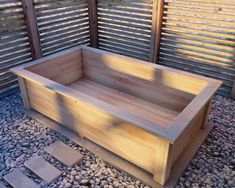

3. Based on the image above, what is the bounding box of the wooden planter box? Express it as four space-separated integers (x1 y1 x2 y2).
11 46 222 186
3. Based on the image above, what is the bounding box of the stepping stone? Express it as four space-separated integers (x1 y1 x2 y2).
0 182 7 188
4 169 40 188
25 155 62 183
44 141 83 167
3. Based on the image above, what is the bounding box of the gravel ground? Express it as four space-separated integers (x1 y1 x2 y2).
0 91 234 188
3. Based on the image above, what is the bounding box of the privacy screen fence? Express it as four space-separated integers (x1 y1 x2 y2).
0 0 235 98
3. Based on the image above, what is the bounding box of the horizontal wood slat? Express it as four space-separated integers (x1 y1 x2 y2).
159 0 235 97
97 0 153 60
0 0 32 95
34 0 90 56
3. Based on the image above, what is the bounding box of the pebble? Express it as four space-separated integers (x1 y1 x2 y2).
80 179 89 185
64 182 72 188
71 170 77 176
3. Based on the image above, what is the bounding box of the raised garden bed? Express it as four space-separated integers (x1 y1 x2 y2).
11 46 222 187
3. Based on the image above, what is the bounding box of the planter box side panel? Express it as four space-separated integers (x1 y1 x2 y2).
82 48 206 112
171 105 206 165
25 79 159 174
26 49 83 85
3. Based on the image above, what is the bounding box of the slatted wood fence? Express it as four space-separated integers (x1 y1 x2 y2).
0 0 235 98
0 0 33 95
160 0 235 96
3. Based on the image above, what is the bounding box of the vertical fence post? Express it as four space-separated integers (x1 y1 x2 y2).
21 0 42 59
231 82 235 99
149 0 164 63
88 0 99 48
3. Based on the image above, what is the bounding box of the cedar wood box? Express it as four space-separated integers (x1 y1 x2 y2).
11 46 222 186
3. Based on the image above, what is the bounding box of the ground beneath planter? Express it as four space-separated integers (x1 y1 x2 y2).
0 91 234 188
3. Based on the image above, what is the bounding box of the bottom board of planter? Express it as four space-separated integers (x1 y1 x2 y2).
28 110 213 188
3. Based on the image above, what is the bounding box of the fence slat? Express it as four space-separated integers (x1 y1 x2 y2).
160 0 235 97
34 0 90 56
97 0 152 60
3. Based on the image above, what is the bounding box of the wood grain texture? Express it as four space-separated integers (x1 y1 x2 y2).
25 79 159 173
26 48 83 85
150 0 164 63
29 109 214 188
11 46 222 185
231 82 235 99
21 0 42 59
154 140 172 185
171 106 205 164
17 76 30 109
82 46 207 112
88 0 99 47
10 68 172 142
201 98 213 129
160 0 235 96
69 79 178 128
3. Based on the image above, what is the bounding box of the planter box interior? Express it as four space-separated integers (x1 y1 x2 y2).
11 46 222 186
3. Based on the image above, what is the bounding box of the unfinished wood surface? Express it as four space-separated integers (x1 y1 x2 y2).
11 46 222 186
10 68 172 142
171 106 205 164
25 80 160 173
168 82 221 142
0 1 32 95
28 109 213 188
88 0 99 47
201 98 213 129
160 0 235 96
150 0 164 63
154 140 172 185
26 48 83 85
34 0 90 56
82 47 208 112
231 82 235 99
97 0 152 60
69 79 178 128
21 0 42 59
17 76 30 109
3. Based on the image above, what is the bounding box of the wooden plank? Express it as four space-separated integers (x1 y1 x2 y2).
165 122 213 188
171 106 205 164
231 82 235 99
69 79 177 128
18 76 30 109
27 48 83 86
10 46 82 70
21 0 42 59
25 80 159 173
150 0 164 63
201 98 213 129
28 109 213 188
11 46 222 144
154 140 172 185
11 68 172 142
42 36 90 55
169 82 221 142
82 47 207 111
42 32 90 48
88 0 99 47
149 0 158 62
